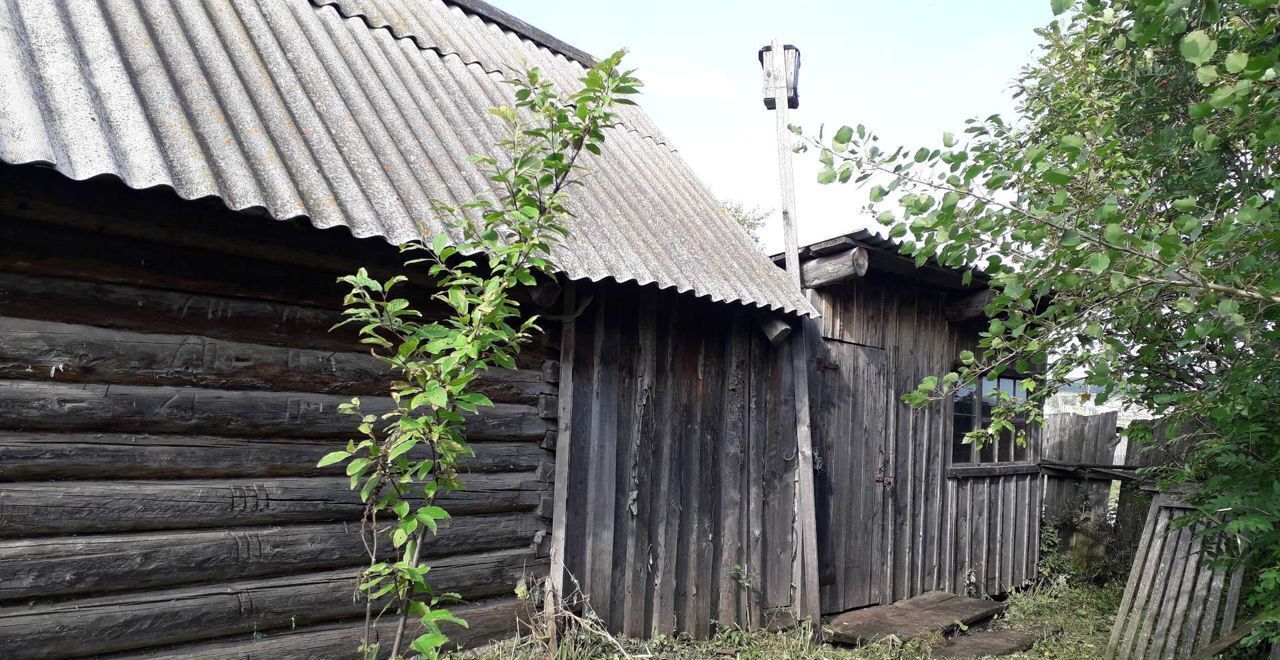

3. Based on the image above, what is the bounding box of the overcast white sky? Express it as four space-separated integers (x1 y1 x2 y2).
492 0 1053 253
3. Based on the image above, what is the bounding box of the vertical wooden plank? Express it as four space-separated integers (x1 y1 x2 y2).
550 284 578 600
746 331 767 628
650 300 682 635
1160 529 1203 660
791 314 821 623
693 313 726 638
1117 506 1173 660
761 334 795 612
723 319 751 627
869 343 889 606
673 303 704 632
1220 565 1244 633
1148 526 1193 657
607 295 641 632
620 292 659 636
1108 497 1159 658
583 296 619 620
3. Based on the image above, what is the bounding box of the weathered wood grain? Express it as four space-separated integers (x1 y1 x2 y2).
0 432 544 481
800 247 868 289
115 596 529 658
0 474 541 536
0 380 548 439
0 513 540 601
0 549 543 658
0 316 551 402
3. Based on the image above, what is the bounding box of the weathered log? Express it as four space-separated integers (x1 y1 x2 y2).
943 289 996 322
0 316 552 402
0 549 545 659
118 596 530 658
0 432 545 481
0 513 542 602
800 247 868 289
0 380 550 439
0 475 542 536
0 272 358 351
0 216 359 309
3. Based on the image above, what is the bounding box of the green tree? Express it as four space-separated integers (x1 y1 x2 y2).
809 0 1279 643
320 53 639 658
722 199 772 244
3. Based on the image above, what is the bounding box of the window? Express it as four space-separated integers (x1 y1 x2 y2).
951 375 1032 467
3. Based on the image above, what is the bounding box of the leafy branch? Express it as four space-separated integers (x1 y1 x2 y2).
318 51 640 659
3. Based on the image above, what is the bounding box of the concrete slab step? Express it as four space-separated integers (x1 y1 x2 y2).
932 628 1042 657
825 591 1007 646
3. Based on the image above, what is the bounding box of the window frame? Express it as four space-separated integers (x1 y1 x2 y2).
948 373 1038 478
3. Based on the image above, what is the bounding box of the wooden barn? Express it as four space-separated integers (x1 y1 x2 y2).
0 0 1042 657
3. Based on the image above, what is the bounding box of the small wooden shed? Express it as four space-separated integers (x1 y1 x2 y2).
782 233 1043 615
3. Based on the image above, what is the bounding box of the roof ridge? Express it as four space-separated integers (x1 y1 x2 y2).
442 0 596 67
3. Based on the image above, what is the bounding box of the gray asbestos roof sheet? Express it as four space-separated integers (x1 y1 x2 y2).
0 0 816 317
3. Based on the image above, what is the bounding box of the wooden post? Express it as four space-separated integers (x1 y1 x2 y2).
766 39 802 290
549 283 576 604
765 38 821 628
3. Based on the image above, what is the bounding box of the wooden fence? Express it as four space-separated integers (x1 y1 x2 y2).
1041 411 1121 524
1107 495 1243 660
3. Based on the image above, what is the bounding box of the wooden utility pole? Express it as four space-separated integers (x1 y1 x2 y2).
762 38 821 628
766 39 803 289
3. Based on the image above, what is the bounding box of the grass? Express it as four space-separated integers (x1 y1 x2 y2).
447 580 1124 659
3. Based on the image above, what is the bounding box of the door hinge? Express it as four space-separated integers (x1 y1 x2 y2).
874 474 894 485
814 357 840 371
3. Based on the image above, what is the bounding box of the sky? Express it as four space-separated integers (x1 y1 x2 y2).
492 0 1054 253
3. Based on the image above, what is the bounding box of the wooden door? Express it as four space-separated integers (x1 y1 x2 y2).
812 339 891 614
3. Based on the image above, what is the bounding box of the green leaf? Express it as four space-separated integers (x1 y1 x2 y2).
1224 51 1248 73
1088 252 1110 275
393 499 410 518
1050 0 1071 15
316 451 351 468
833 125 854 145
1043 167 1072 185
392 528 408 548
1196 66 1219 85
942 131 956 148
1180 30 1217 66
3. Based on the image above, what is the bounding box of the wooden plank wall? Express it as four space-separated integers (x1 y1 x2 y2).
0 169 555 658
1042 412 1121 522
812 274 1040 606
1106 495 1243 660
555 282 801 638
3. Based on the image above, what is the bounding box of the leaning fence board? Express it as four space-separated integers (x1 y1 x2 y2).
0 474 540 536
1106 495 1243 660
0 549 542 659
0 513 540 601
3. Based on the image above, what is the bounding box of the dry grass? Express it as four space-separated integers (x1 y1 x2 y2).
445 580 1122 660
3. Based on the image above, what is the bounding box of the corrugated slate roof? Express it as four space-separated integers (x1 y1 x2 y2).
0 0 816 317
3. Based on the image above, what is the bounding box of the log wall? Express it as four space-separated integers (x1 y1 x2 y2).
0 168 554 658
812 275 1040 607
552 283 803 638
